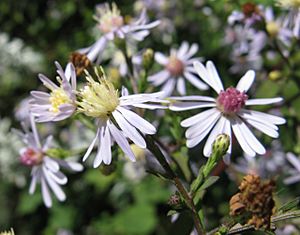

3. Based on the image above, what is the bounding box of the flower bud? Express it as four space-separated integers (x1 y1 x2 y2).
212 134 230 157
142 48 154 71
268 70 281 81
168 193 184 210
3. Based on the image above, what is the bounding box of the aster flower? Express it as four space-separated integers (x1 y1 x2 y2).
170 61 286 161
0 228 14 235
284 152 300 184
78 3 160 64
30 62 77 122
148 41 208 96
18 115 83 207
77 67 167 168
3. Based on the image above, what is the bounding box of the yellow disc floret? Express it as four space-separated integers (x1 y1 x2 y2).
49 88 71 113
266 21 280 37
78 68 120 118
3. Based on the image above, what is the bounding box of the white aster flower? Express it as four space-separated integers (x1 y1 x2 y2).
148 41 208 96
170 61 286 161
284 152 300 184
0 228 14 235
79 3 160 63
30 62 77 122
18 115 83 207
77 68 167 168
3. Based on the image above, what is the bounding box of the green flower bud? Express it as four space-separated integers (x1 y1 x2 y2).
142 48 154 71
212 134 230 157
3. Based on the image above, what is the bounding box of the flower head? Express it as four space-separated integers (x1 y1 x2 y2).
30 62 77 122
148 41 208 96
17 114 83 207
78 67 168 167
0 228 14 235
170 61 286 162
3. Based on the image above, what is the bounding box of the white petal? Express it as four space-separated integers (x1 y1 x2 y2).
243 109 286 125
161 78 176 97
44 157 60 172
82 128 100 162
38 74 59 90
117 107 156 134
233 116 266 155
93 127 105 168
41 177 52 208
29 167 38 194
102 126 112 165
222 119 232 164
148 70 170 86
231 118 256 157
43 166 66 201
169 95 215 102
184 71 209 90
244 118 279 138
206 61 224 93
186 110 221 138
284 174 300 184
53 158 84 172
169 102 216 111
287 152 300 172
181 108 218 127
183 43 198 60
177 41 189 58
155 52 168 65
246 97 283 105
108 122 136 162
236 70 255 92
47 170 68 185
87 37 107 62
113 110 146 148
177 77 186 95
203 116 227 157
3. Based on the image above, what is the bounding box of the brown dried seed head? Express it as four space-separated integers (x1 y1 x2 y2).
69 52 92 76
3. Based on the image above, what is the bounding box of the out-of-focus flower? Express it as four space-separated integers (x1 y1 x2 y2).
284 152 300 184
30 62 77 122
0 228 14 235
148 41 208 96
17 115 83 207
277 0 300 9
170 61 285 162
77 67 168 167
224 26 266 74
78 3 160 64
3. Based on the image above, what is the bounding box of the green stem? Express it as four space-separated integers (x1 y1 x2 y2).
145 135 205 235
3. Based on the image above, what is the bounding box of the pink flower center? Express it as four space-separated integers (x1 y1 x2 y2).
165 56 184 77
217 87 248 114
20 148 43 166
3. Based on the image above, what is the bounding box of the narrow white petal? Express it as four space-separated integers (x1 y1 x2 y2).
43 166 66 201
108 122 136 162
102 126 112 165
148 70 170 86
222 119 232 164
177 41 189 58
181 108 218 127
203 116 227 157
155 52 169 65
246 97 283 105
161 78 176 97
184 71 209 90
117 107 156 134
29 168 38 194
38 74 59 90
284 175 300 184
87 37 107 62
183 43 198 60
186 111 221 138
44 157 60 173
93 127 104 168
242 109 286 125
55 159 84 172
236 70 255 92
41 177 52 208
82 128 100 162
169 95 215 102
193 61 218 93
231 118 256 157
206 61 224 93
169 102 216 111
47 170 68 185
287 153 300 172
244 118 279 138
113 110 146 148
177 77 186 95
233 116 266 155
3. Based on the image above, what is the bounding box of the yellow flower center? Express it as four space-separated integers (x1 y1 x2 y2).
78 69 119 118
277 0 300 8
266 21 280 37
95 3 124 34
49 88 71 113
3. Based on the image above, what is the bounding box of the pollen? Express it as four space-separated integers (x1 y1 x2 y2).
77 69 119 118
95 3 124 34
217 87 248 115
49 88 71 113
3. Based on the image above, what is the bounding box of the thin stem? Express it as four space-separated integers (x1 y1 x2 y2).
121 49 139 94
145 135 205 235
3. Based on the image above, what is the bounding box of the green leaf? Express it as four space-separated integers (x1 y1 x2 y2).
173 147 192 182
277 197 300 214
199 176 220 191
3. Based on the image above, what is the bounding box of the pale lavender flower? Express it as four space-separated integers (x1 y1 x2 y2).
284 152 300 184
148 41 208 96
18 115 83 207
77 70 168 168
30 62 77 122
170 61 286 162
79 3 160 64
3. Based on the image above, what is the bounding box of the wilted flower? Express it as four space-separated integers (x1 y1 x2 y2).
148 41 208 96
30 62 77 122
18 115 83 207
77 67 167 167
78 3 160 64
170 61 285 161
